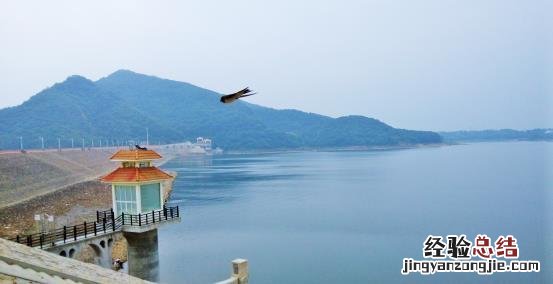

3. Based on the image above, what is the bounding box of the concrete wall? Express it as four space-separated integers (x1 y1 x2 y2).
0 238 152 283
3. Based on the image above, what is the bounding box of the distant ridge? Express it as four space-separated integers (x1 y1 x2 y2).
0 70 442 150
440 129 553 142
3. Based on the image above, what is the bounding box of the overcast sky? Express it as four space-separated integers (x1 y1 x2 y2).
0 0 551 131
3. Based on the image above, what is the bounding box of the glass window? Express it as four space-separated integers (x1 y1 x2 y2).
115 185 137 214
123 162 135 168
141 183 161 211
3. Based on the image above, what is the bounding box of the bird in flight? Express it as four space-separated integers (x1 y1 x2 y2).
220 87 256 104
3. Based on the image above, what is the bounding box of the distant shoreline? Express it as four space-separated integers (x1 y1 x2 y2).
221 140 553 155
223 143 449 155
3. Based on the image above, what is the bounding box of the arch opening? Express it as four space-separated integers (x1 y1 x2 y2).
69 248 76 258
89 243 102 257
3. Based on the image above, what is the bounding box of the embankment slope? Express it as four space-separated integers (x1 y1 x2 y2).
0 150 114 208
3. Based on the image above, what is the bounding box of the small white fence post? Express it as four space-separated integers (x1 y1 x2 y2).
215 258 248 284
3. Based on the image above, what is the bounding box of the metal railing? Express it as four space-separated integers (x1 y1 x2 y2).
96 209 115 223
121 206 179 227
7 206 179 249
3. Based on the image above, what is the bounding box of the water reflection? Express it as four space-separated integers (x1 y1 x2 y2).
164 154 304 207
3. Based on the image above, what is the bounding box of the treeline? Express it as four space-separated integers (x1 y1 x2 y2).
0 70 442 150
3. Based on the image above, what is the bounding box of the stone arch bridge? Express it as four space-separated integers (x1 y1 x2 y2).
5 206 180 279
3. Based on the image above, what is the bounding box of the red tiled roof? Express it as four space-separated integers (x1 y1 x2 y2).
110 149 162 161
101 167 173 183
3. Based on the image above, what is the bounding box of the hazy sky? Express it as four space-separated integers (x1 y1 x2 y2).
1 0 551 131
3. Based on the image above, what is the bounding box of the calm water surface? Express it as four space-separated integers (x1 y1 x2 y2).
158 142 552 283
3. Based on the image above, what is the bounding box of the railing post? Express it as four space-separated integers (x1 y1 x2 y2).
63 226 67 243
111 212 116 231
103 218 106 233
16 235 19 243
73 225 77 241
26 235 31 247
139 214 142 226
94 222 97 236
170 208 174 218
232 259 249 284
84 221 87 237
39 234 44 249
152 210 155 223
96 211 100 223
176 206 179 217
122 212 125 225
164 205 167 220
103 211 107 221
130 214 133 226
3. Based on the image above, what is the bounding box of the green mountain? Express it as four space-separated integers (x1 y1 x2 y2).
440 129 553 142
0 70 442 150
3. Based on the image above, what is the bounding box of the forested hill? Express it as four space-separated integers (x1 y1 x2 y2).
440 129 553 142
0 70 442 150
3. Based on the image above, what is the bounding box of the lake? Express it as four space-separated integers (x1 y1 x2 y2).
158 142 552 283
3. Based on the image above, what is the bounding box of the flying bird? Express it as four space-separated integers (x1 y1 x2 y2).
220 87 256 104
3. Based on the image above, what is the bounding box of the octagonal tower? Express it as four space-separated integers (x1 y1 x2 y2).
101 148 173 217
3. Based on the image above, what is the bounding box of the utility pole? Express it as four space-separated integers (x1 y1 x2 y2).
146 127 149 146
71 138 74 149
19 136 23 151
91 138 94 149
82 138 85 151
58 138 61 152
39 136 44 150
99 139 102 148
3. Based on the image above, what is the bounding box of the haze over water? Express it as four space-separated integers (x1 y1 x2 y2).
158 142 551 283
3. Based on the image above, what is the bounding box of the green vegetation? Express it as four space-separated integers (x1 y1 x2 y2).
440 129 553 142
0 70 442 150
